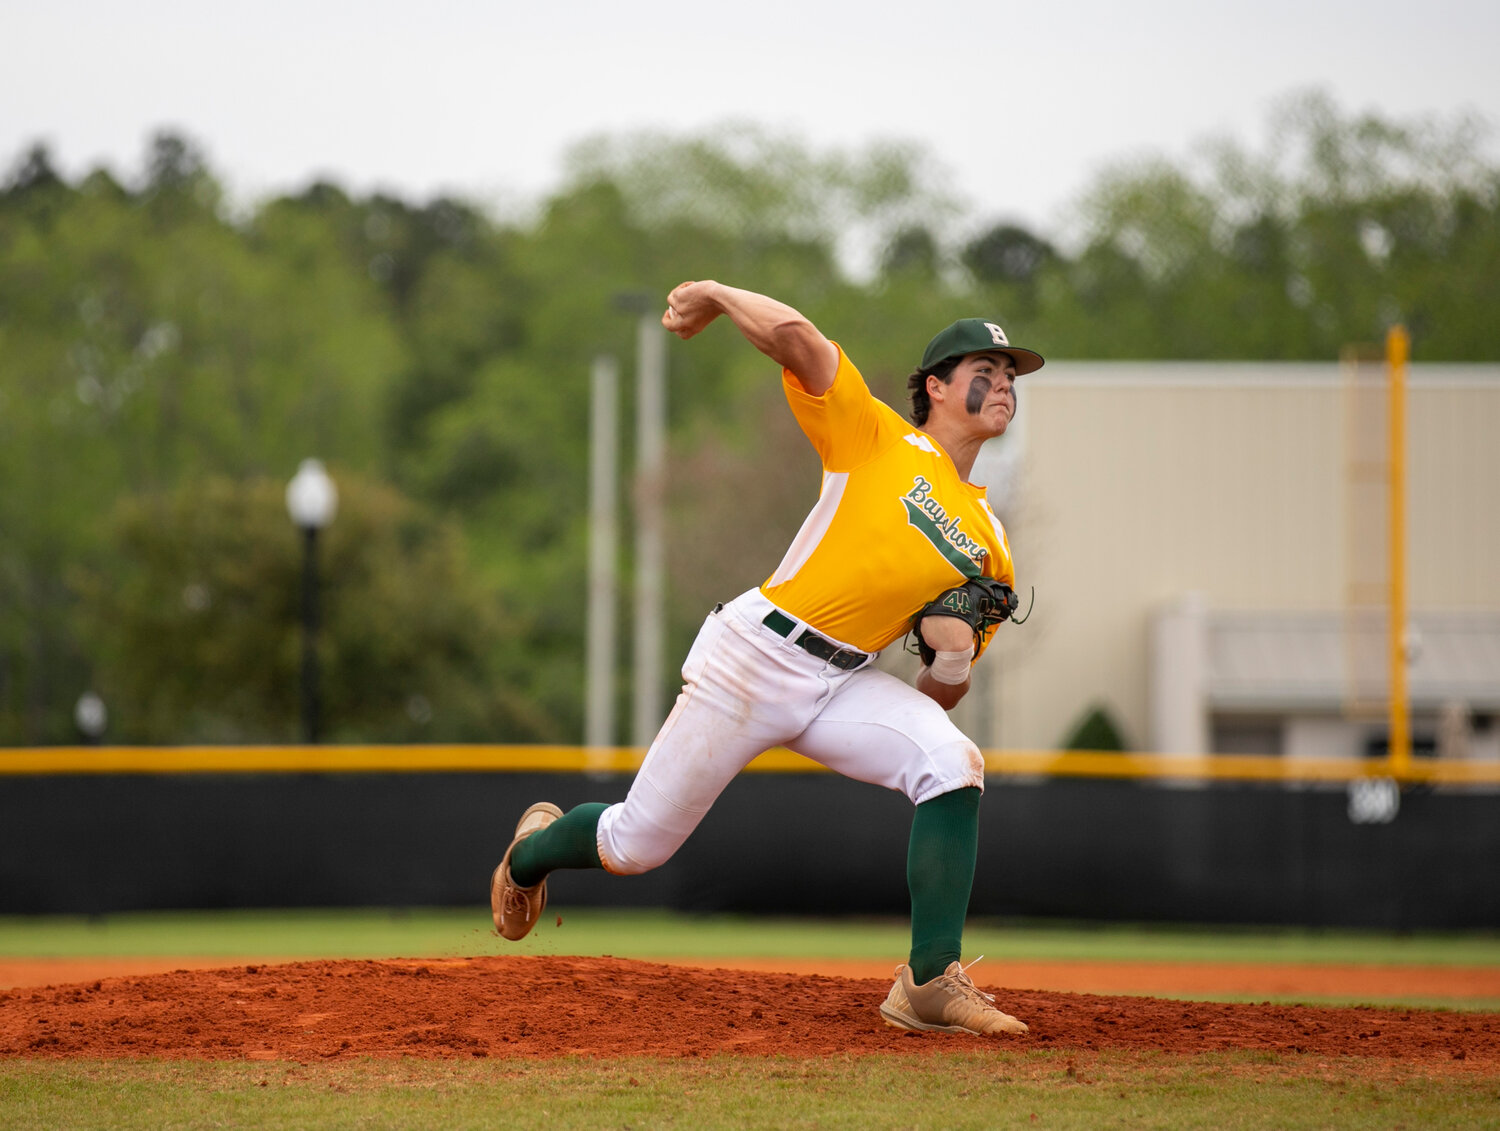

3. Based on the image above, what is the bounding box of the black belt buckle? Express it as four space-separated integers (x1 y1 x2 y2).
794 630 867 671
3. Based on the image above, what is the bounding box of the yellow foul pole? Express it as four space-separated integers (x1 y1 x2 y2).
1386 325 1410 775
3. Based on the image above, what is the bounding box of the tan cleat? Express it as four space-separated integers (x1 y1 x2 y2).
490 802 564 941
880 959 1029 1036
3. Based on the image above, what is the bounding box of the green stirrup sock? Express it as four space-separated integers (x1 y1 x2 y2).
906 786 981 985
509 802 608 887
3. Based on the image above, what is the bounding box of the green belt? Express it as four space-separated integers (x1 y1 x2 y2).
761 610 871 671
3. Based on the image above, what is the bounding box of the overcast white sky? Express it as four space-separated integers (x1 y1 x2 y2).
5 0 1498 236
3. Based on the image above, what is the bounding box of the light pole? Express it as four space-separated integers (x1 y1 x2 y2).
285 459 338 743
586 354 620 760
613 293 667 749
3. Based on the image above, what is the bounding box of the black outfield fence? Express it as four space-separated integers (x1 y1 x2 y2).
1 748 1496 929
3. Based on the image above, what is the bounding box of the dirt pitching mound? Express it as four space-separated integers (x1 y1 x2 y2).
2 955 1495 1063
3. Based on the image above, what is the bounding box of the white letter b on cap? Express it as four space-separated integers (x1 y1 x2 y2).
984 322 1009 346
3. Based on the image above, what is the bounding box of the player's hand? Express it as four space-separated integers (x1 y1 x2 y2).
662 280 721 339
919 614 972 653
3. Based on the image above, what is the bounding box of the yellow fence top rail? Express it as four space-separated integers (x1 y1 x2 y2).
1 745 1499 785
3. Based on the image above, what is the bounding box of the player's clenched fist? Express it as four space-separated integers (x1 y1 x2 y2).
662 280 721 339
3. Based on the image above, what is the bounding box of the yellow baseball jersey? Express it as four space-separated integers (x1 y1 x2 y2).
760 345 1015 657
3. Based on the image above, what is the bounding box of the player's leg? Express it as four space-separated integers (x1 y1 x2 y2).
788 669 1025 1034
884 781 1023 1034
787 668 986 980
494 601 820 938
786 666 985 813
905 783 980 981
594 602 827 874
507 802 608 886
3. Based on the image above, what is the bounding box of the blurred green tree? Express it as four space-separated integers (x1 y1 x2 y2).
1 94 1494 746
0 132 402 742
1050 89 1500 358
74 472 549 744
963 222 1056 286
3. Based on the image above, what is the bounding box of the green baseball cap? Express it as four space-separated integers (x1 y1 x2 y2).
921 318 1045 375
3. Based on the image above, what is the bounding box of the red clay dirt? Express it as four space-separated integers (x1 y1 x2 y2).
1 955 1496 1064
9 955 1500 1001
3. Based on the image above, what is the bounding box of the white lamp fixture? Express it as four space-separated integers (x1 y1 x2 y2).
285 458 338 530
74 691 108 741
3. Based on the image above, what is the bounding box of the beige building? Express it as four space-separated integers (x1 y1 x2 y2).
941 361 1500 759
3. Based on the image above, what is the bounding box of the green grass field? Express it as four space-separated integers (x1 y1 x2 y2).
4 906 1499 969
4 1053 1498 1130
3 910 1499 1128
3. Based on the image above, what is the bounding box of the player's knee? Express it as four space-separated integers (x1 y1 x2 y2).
910 738 986 803
596 810 684 875
958 740 985 783
601 839 677 875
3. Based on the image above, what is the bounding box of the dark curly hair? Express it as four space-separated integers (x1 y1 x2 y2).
905 357 961 426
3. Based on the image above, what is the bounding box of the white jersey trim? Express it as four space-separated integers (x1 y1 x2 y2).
767 470 848 587
977 497 1011 563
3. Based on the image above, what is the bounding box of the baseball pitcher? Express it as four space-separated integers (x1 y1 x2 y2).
492 281 1043 1036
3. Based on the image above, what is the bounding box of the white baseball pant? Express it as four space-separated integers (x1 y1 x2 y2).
595 588 986 875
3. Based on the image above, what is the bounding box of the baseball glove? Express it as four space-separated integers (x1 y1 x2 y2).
910 577 1020 665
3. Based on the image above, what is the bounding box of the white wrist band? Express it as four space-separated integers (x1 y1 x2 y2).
928 647 974 685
